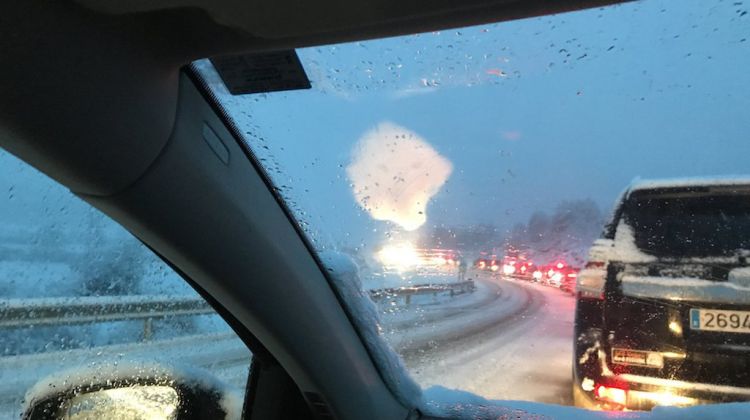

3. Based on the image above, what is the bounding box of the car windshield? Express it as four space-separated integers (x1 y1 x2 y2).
196 0 750 412
625 190 750 258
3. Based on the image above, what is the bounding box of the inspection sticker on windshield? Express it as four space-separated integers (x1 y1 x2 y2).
210 50 311 95
690 308 750 333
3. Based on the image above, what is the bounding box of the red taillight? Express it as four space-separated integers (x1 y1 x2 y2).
595 384 627 406
556 262 565 269
567 273 577 278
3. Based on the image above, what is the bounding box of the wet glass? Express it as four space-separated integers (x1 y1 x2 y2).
0 150 251 418
625 191 750 257
196 0 750 411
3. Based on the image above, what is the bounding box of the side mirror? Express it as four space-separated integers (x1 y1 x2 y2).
22 361 242 420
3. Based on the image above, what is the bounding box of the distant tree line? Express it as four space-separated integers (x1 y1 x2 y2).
505 199 606 266
418 223 503 253
415 199 606 266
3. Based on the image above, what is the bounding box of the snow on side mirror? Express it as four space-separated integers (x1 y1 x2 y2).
21 361 242 420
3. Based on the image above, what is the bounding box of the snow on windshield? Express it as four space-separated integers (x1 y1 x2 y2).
194 0 750 414
347 122 453 231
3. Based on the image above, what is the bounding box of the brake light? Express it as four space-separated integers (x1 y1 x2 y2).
502 264 515 275
556 262 564 269
595 384 627 406
567 273 577 278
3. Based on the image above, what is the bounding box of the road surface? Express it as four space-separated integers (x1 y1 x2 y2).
382 272 576 405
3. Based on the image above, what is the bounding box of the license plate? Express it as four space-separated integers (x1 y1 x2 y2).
690 308 750 333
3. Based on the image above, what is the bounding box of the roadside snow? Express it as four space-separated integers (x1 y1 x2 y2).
363 271 461 290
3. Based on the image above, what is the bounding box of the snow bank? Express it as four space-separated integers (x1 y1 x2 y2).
346 122 452 231
622 275 750 304
319 251 423 407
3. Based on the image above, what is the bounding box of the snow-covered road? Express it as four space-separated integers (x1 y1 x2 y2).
0 272 575 417
385 272 576 405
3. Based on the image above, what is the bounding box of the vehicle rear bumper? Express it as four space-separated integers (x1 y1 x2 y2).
574 373 750 411
622 374 750 409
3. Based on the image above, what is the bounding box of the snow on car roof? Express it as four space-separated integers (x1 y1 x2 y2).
627 175 750 193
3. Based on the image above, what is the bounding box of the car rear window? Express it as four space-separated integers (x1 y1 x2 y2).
624 190 750 258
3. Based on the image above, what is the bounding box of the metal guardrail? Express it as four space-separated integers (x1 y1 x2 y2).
0 295 213 341
0 280 476 339
0 295 213 329
0 280 476 330
369 279 475 304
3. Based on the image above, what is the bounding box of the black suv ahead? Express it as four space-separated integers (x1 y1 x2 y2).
573 178 750 410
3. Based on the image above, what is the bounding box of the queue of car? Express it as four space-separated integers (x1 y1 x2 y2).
473 254 580 294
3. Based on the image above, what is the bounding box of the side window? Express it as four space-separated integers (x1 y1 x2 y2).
0 150 252 418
